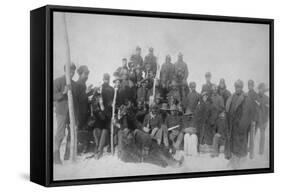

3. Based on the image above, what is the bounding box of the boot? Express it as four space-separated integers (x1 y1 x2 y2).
54 150 62 165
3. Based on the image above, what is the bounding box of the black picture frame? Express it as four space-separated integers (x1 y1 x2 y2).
30 4 274 187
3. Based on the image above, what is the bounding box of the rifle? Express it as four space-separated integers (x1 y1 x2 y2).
110 87 118 155
168 125 180 131
149 63 161 106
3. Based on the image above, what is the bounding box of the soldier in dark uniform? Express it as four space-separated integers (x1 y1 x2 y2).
135 100 149 125
142 105 163 140
201 72 215 97
225 80 256 168
256 83 269 155
174 53 189 101
75 65 93 155
130 46 144 70
174 52 189 84
137 79 148 103
218 78 231 105
167 79 181 106
160 55 175 88
53 63 77 164
144 47 157 76
114 58 129 79
247 79 259 158
91 73 115 159
182 81 200 113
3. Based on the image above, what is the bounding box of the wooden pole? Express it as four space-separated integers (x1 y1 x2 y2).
62 13 77 162
111 87 118 155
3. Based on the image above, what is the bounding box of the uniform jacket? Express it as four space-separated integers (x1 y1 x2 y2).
174 60 188 82
53 75 78 116
144 54 157 74
182 90 200 112
143 113 163 130
130 54 144 69
160 62 175 85
225 92 255 157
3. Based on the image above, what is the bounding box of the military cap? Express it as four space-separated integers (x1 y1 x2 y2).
64 62 76 71
205 72 212 77
248 79 255 86
77 65 89 75
113 76 122 83
258 82 266 91
189 81 196 88
103 73 110 81
234 79 244 88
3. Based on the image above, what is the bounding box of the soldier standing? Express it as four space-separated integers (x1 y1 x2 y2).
130 46 144 70
75 65 93 155
201 72 215 96
218 78 231 105
53 63 77 164
225 80 256 168
247 79 259 158
160 55 175 88
256 83 269 155
182 81 200 113
144 47 157 76
174 52 189 84
114 58 129 79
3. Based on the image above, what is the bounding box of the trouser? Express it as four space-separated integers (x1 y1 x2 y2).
93 128 109 153
151 125 169 147
248 123 255 159
259 126 266 155
54 114 68 152
212 133 224 157
169 130 184 150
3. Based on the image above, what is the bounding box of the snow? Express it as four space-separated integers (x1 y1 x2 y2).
54 126 269 181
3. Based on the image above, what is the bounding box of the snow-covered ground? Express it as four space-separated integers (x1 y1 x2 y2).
53 125 269 181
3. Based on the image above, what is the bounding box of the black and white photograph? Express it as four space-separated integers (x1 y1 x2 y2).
52 10 271 181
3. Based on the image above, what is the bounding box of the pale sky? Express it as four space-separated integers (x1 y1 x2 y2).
53 12 270 93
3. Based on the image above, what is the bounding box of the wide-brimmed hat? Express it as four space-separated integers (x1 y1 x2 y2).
113 76 122 83
184 108 193 116
160 103 169 110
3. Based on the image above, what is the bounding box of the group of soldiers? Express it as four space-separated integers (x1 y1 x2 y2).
54 46 269 169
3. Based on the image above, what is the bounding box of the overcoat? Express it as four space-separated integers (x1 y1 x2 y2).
225 92 255 158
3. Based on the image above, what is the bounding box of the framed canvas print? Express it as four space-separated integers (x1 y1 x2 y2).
30 5 274 187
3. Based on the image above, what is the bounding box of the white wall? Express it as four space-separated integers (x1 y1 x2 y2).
0 0 280 191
